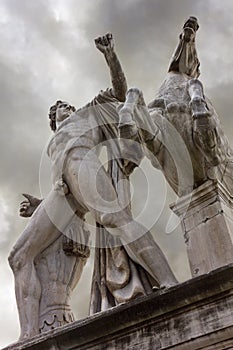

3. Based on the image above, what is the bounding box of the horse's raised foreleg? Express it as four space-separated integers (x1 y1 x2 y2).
188 79 211 121
188 79 222 166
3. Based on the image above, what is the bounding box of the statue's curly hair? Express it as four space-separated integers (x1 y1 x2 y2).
48 100 76 131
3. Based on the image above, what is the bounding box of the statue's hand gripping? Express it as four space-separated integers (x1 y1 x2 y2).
95 32 127 102
95 33 114 56
19 194 42 218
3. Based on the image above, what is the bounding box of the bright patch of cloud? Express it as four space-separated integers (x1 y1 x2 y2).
0 198 10 245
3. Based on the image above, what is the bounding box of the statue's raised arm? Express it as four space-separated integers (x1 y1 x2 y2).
95 33 127 102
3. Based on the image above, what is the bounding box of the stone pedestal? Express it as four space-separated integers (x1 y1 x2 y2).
3 265 233 350
170 180 233 277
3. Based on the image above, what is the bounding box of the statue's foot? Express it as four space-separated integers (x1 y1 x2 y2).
153 279 178 291
18 330 38 342
18 333 30 342
160 281 178 289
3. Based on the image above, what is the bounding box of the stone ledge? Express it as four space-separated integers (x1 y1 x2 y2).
3 264 233 350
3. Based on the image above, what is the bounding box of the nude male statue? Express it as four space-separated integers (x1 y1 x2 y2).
9 33 177 340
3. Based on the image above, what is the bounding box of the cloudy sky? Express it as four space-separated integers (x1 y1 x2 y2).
1 0 233 347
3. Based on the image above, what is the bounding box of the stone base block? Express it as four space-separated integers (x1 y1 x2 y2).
3 264 233 350
170 180 233 277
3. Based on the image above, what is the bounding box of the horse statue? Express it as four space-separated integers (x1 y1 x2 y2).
118 16 233 278
119 16 233 197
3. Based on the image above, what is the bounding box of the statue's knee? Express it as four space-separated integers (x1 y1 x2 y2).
188 78 203 89
8 248 19 272
99 213 116 228
8 249 14 270
99 212 130 230
188 79 205 103
191 96 204 105
54 178 69 196
8 248 27 273
127 87 142 97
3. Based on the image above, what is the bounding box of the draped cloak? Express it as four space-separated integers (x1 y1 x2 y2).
82 89 157 314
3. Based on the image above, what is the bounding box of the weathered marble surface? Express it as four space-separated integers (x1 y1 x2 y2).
17 195 90 334
3 264 233 350
171 180 233 277
7 16 233 345
120 17 233 197
118 16 233 285
8 33 177 341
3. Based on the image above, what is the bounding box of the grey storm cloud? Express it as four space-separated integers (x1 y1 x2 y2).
0 0 233 346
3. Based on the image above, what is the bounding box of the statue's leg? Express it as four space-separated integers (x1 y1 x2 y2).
9 256 41 339
188 79 221 166
188 79 211 123
64 152 178 288
36 233 87 333
8 189 74 339
118 88 142 139
107 219 178 288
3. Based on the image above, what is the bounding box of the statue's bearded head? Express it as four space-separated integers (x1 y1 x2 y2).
49 100 76 131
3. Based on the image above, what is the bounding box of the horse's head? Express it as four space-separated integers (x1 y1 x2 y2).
168 16 200 78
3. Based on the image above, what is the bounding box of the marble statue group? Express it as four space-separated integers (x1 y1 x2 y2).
8 17 233 340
